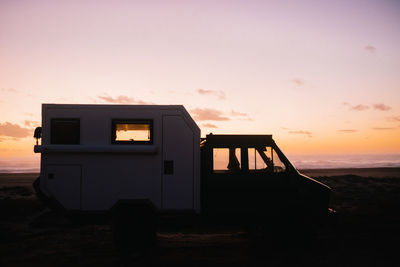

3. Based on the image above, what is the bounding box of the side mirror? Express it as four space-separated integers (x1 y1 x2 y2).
34 127 42 145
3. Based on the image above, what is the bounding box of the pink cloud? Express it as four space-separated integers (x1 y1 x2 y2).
231 110 248 117
343 102 370 111
372 127 396 130
338 129 358 133
291 78 305 87
1 88 19 93
388 116 400 122
288 130 312 137
373 103 391 111
344 102 392 111
97 95 151 104
190 108 230 121
350 104 369 111
230 110 252 120
196 89 226 100
24 120 39 127
364 45 376 53
0 122 31 139
202 123 218 128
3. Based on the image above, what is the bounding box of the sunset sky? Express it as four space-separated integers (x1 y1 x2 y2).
1 0 399 165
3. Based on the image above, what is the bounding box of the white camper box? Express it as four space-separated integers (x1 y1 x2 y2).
34 104 200 213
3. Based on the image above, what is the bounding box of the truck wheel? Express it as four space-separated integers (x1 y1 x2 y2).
112 202 157 252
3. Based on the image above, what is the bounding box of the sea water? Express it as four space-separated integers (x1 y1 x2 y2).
0 154 400 173
288 154 400 169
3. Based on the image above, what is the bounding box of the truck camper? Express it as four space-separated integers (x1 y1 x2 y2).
34 104 200 212
33 104 331 248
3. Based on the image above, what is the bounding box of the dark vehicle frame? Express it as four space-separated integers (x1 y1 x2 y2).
200 134 331 227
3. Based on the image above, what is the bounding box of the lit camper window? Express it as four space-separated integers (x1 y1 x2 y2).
112 120 153 144
51 118 80 144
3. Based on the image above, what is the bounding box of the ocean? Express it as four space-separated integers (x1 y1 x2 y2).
0 154 400 173
288 154 400 169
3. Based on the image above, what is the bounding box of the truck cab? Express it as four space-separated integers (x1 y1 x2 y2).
200 134 330 225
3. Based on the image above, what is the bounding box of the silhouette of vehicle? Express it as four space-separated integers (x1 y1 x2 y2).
201 134 330 227
33 104 330 250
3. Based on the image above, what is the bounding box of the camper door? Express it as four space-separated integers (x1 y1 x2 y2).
162 115 194 210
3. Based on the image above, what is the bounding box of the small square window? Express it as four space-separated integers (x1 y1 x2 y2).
112 120 153 144
51 118 80 144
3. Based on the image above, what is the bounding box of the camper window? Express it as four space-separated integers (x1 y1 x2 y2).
112 120 153 144
51 118 80 144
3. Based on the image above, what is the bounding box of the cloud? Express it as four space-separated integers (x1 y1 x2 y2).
364 45 376 53
338 129 358 133
202 123 218 128
24 120 40 127
97 95 151 104
372 127 396 130
1 88 19 93
288 130 312 137
231 110 247 117
388 116 400 122
373 103 391 111
350 104 369 111
196 89 226 100
343 102 370 111
0 122 31 139
230 110 252 120
343 102 392 112
24 112 35 117
197 88 212 95
190 108 230 121
291 78 305 87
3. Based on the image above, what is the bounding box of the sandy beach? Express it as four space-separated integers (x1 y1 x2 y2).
1 169 400 266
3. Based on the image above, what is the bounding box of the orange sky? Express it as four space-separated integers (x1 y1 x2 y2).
0 0 399 161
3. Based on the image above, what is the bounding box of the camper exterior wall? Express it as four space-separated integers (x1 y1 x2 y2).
37 104 200 213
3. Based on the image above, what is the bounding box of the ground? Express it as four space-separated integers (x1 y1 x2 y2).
1 169 400 266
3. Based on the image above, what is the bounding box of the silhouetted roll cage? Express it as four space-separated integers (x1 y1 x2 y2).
203 134 298 174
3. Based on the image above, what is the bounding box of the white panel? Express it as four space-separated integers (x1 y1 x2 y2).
162 115 194 210
80 153 161 211
39 104 200 212
45 165 81 210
